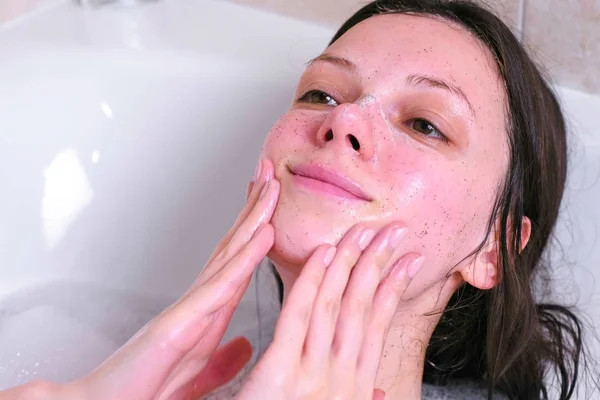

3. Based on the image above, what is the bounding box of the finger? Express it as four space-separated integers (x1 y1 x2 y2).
186 337 253 398
199 179 280 288
330 225 405 369
373 389 386 400
270 245 336 360
204 159 274 268
208 222 275 295
356 254 424 389
165 224 275 351
302 225 375 368
212 178 279 266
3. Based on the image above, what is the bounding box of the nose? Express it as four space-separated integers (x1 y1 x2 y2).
315 103 375 161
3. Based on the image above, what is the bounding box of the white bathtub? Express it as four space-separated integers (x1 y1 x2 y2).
0 0 598 395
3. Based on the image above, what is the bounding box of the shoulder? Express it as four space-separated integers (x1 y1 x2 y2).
422 380 509 400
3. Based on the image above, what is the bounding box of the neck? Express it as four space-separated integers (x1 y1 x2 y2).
375 274 462 399
374 302 443 399
278 263 462 400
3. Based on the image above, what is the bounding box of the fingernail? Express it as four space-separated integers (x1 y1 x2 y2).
389 227 406 249
358 229 376 251
259 180 270 198
373 389 386 400
254 159 263 181
407 256 424 279
324 247 337 266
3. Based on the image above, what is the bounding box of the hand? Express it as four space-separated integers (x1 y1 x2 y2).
237 223 424 400
0 337 252 400
0 159 280 400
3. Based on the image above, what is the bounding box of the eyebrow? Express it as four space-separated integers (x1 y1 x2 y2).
307 53 358 74
307 54 476 117
405 73 476 117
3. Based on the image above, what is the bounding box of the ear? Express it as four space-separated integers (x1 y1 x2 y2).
460 233 498 290
520 216 531 253
461 216 532 290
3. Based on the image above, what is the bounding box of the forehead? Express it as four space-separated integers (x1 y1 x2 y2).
326 13 506 122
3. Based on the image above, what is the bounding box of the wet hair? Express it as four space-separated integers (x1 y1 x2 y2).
272 1 597 399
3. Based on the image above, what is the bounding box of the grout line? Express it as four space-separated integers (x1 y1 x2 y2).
517 0 526 42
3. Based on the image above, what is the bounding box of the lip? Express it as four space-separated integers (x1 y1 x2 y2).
288 164 372 201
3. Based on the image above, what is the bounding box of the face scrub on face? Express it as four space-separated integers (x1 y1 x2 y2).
261 13 508 303
357 94 377 107
356 93 398 150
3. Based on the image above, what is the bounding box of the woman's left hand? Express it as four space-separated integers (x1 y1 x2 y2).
237 223 423 400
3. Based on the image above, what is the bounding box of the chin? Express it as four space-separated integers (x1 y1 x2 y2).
267 197 355 270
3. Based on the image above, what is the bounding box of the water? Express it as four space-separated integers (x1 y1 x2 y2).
0 282 173 389
0 262 281 390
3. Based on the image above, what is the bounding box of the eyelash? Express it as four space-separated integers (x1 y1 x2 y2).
407 118 449 143
297 89 449 143
297 89 339 107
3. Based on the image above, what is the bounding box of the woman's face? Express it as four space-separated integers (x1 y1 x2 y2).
260 14 509 295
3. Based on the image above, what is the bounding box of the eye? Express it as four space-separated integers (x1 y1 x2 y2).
408 118 449 143
297 90 339 107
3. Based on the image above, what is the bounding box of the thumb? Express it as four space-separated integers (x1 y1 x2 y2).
188 336 253 398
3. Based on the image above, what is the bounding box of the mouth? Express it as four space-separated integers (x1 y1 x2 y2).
287 164 372 202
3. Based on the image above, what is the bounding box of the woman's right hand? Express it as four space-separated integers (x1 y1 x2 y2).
237 223 422 400
0 159 280 400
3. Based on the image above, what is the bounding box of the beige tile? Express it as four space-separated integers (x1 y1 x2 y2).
524 0 600 94
480 0 522 34
227 0 522 33
0 0 49 24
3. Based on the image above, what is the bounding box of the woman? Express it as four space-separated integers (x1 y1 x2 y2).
1 0 594 399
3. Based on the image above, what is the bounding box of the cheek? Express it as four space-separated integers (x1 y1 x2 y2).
260 112 343 267
261 112 498 282
259 111 325 167
268 202 352 269
260 121 294 167
394 166 496 298
388 154 489 237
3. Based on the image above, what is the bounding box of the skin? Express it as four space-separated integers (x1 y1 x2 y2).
257 13 513 399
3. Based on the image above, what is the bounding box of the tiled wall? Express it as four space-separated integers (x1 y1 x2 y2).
524 0 600 96
1 0 599 94
228 0 600 95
